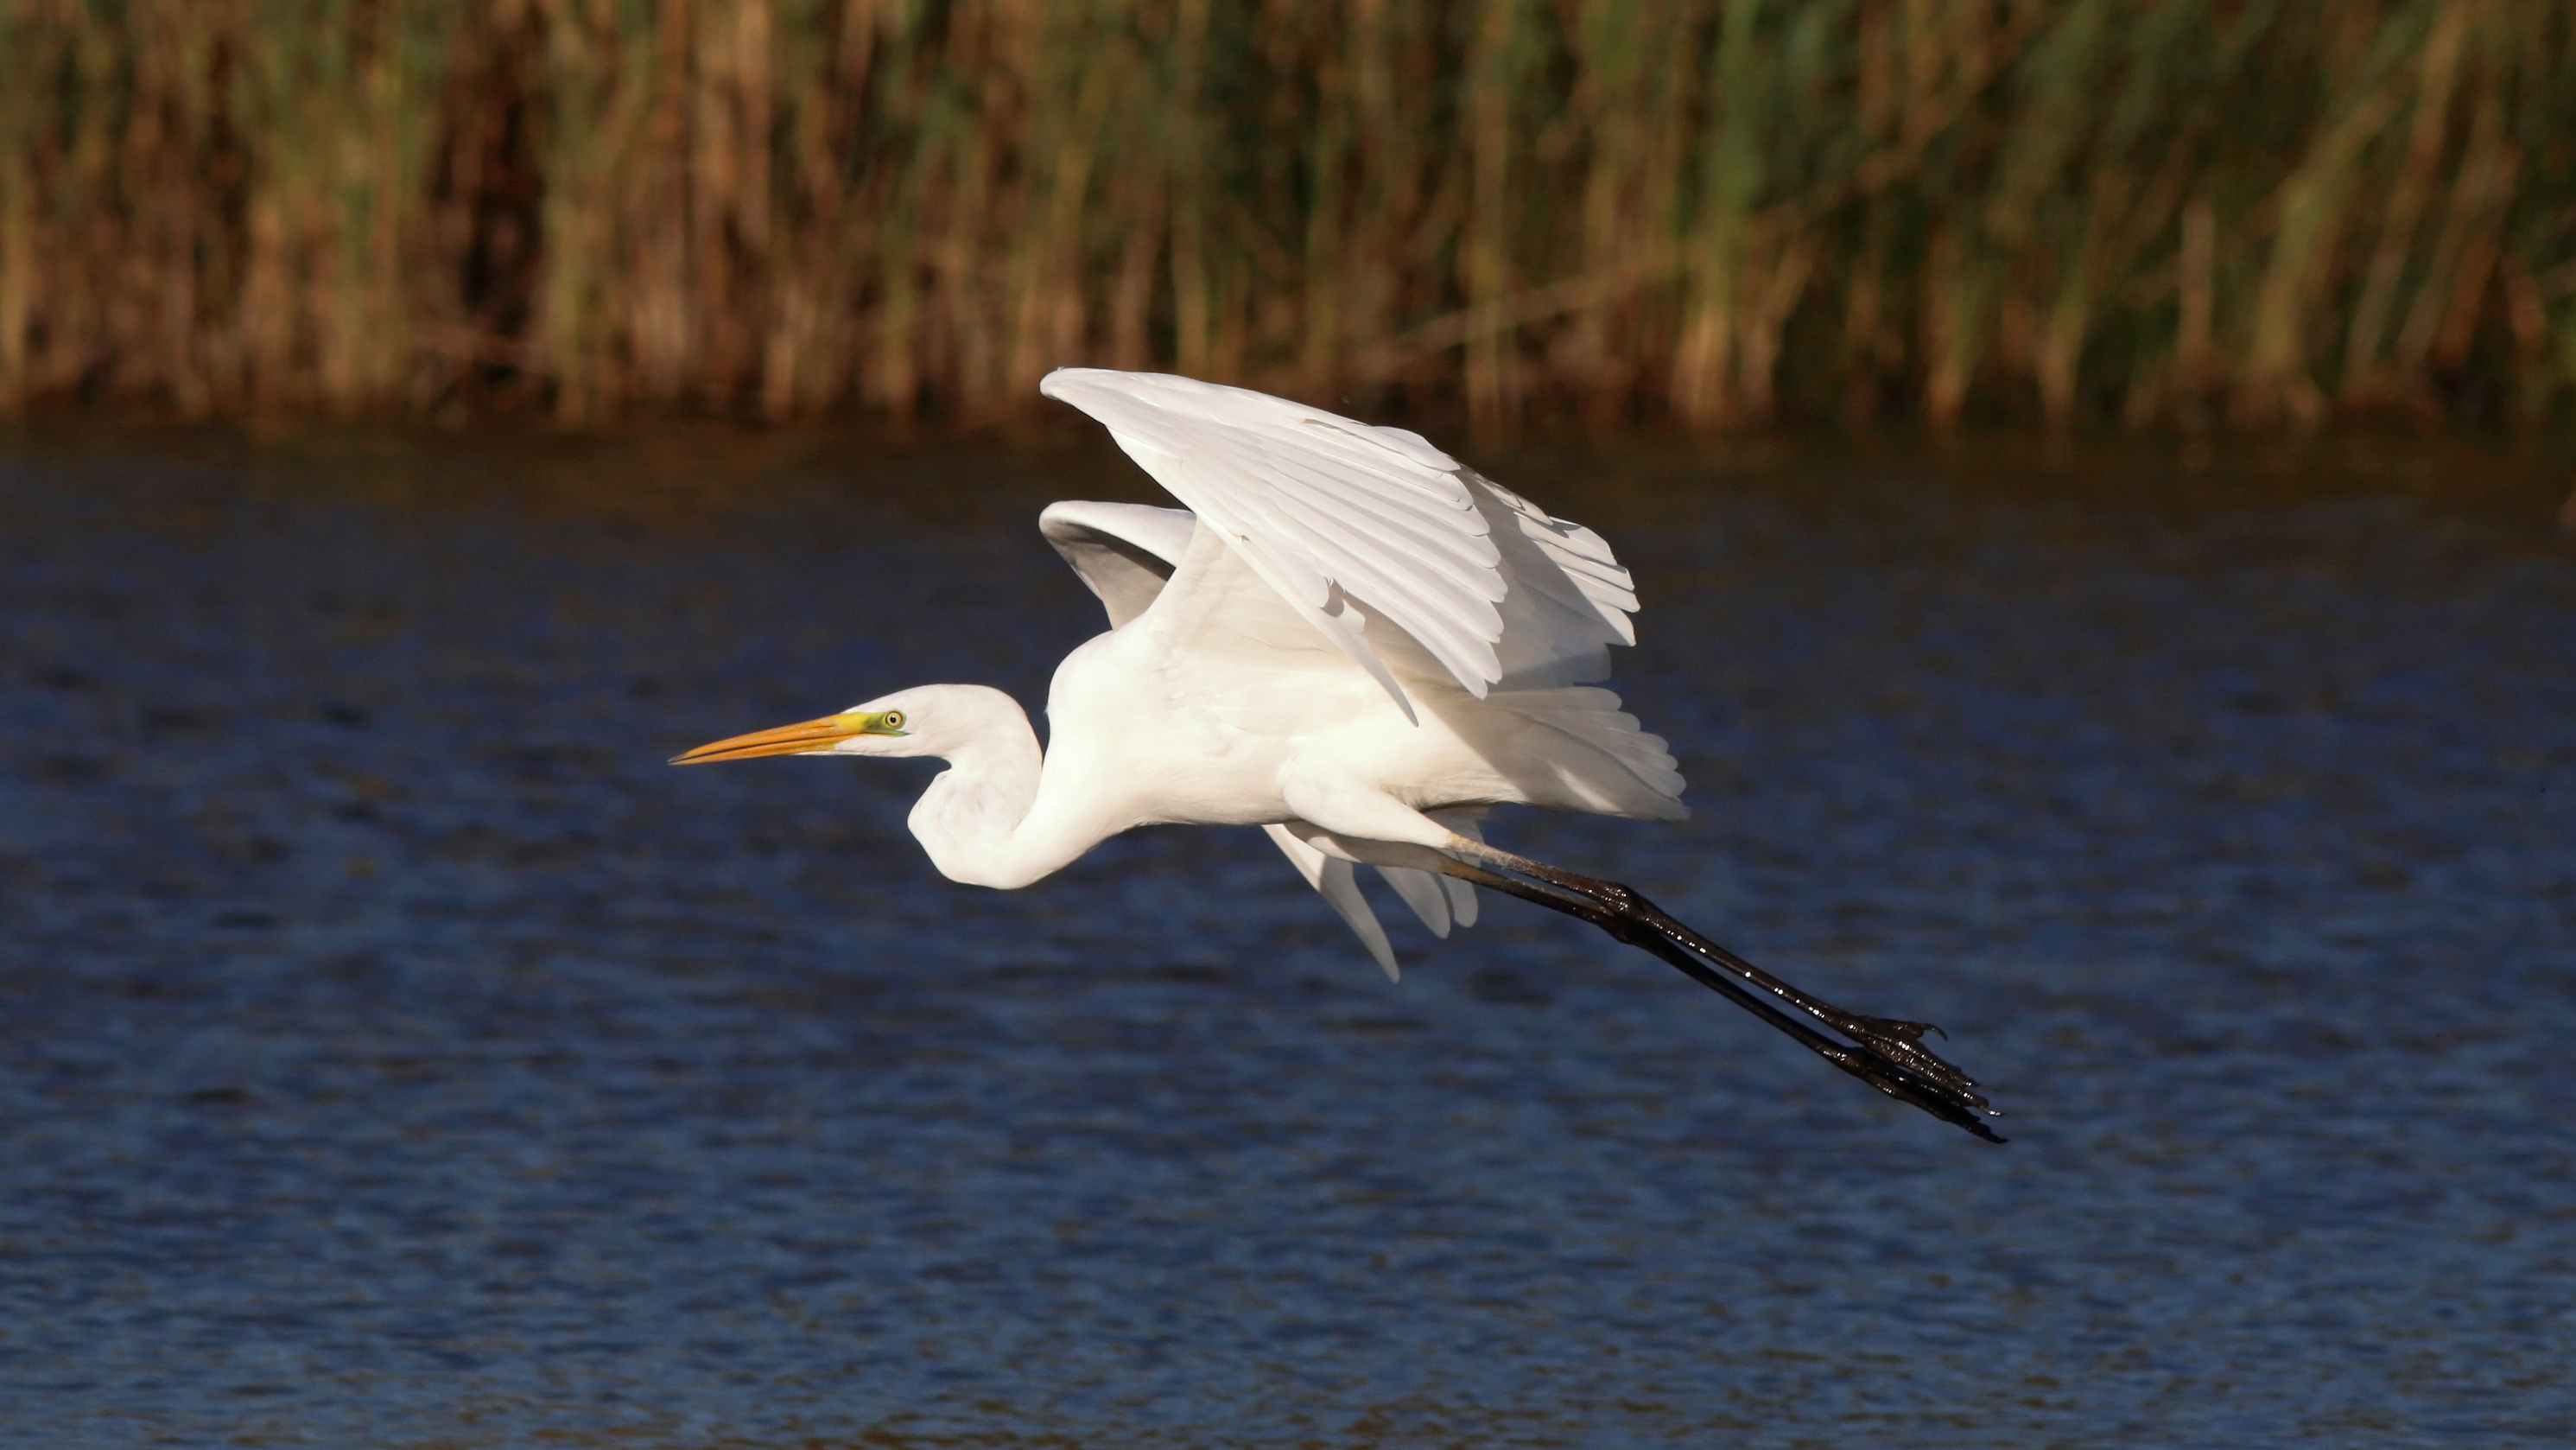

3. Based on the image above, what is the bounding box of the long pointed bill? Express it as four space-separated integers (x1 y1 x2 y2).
670 715 864 766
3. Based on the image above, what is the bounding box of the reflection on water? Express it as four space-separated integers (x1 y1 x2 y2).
1 429 2570 1447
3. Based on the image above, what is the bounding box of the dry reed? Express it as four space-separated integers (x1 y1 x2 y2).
2 0 2572 431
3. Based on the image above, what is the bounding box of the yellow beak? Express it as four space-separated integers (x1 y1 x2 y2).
669 715 864 766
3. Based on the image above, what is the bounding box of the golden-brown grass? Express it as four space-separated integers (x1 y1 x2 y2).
1 0 2570 431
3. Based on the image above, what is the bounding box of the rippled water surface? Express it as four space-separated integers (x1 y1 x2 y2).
3 429 2571 1447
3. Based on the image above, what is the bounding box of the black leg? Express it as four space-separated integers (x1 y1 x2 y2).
1435 856 2005 1143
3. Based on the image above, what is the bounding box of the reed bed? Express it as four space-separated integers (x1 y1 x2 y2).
2 0 2572 431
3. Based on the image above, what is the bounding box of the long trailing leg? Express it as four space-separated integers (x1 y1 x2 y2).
1431 843 2004 1143
1450 838 1984 1103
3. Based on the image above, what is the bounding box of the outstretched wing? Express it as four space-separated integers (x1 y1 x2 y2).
1042 368 1510 721
1035 368 1666 971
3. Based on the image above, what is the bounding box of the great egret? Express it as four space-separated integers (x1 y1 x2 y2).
676 369 2000 1141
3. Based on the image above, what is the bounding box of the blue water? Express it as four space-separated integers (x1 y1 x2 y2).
2 432 2570 1447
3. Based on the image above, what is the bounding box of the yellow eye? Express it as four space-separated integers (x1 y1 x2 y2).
880 710 904 730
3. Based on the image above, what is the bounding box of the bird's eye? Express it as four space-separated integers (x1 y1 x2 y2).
881 710 904 730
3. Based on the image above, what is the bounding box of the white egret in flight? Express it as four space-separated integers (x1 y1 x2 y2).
676 370 2000 1140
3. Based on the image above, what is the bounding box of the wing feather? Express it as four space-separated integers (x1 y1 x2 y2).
1043 369 1510 712
1040 372 1651 705
1374 865 1453 938
1262 455 1501 576
1033 372 1674 976
1265 824 1401 982
1039 499 1196 627
1263 492 1503 681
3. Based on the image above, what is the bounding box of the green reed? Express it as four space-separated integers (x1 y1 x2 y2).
2 0 2572 431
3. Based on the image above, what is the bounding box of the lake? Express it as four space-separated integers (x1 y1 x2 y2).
2 425 2569 1447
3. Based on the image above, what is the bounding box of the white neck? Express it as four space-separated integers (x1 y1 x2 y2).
903 690 1103 890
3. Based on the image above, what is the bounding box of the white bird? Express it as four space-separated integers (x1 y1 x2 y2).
676 369 1998 1139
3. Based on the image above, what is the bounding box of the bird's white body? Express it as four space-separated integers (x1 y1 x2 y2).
688 368 1684 976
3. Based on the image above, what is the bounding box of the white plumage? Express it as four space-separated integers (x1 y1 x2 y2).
675 368 2003 1141
680 367 1682 979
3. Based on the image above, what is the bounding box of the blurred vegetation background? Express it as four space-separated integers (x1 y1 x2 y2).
0 0 2571 432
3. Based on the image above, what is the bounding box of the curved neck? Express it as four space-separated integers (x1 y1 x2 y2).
905 694 1101 890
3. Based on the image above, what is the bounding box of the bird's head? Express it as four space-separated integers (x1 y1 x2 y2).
669 684 987 766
